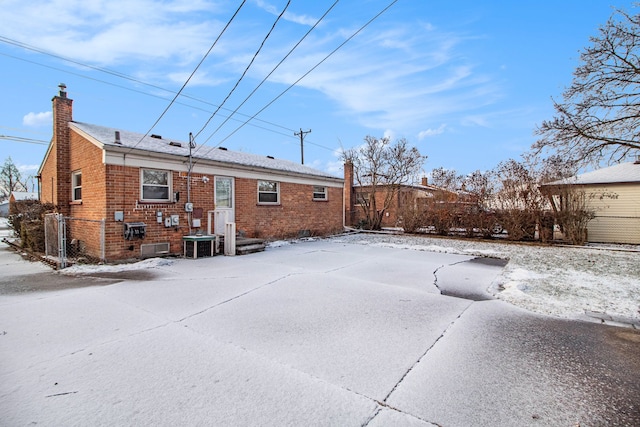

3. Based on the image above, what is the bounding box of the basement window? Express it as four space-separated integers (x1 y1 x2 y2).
313 186 328 201
141 169 171 202
258 180 279 204
71 170 82 201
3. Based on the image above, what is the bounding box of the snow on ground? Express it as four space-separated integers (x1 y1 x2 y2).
328 232 640 323
3 211 638 324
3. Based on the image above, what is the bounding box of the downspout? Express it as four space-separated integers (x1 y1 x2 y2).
187 132 194 235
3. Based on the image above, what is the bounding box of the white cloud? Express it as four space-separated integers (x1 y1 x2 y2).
418 124 447 140
256 20 501 133
0 0 223 66
254 0 317 26
23 111 52 127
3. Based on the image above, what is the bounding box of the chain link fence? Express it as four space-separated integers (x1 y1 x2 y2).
45 213 105 268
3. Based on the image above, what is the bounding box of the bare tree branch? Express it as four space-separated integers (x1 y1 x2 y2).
534 7 640 166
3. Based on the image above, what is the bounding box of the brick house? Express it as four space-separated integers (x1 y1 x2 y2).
38 85 344 261
343 161 461 229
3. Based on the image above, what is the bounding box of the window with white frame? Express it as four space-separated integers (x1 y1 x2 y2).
313 185 327 201
141 169 171 202
258 180 279 204
71 170 82 201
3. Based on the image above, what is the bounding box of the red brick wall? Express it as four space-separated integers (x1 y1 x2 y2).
40 94 72 207
350 187 402 228
48 142 344 261
234 178 343 240
53 95 73 216
99 167 217 260
64 132 107 258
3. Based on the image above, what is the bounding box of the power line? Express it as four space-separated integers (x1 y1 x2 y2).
197 0 340 148
132 0 249 149
192 0 291 141
0 33 298 133
0 22 340 154
0 50 296 137
214 0 400 149
0 135 49 145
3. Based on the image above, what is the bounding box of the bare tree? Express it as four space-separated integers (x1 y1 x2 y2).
0 157 27 201
534 8 640 166
493 159 550 240
429 167 462 191
343 136 426 230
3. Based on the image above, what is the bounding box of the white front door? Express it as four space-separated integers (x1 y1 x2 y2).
214 176 234 234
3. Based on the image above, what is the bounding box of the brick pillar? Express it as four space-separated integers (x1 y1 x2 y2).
344 161 354 226
52 84 73 215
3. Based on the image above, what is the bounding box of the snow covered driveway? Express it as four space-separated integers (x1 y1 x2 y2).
1 237 639 426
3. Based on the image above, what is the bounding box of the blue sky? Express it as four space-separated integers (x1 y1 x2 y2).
0 0 635 185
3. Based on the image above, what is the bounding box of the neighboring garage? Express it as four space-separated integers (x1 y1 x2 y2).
541 159 640 244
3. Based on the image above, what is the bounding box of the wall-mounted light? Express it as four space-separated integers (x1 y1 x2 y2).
202 176 210 183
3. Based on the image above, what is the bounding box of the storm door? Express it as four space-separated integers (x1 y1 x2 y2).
214 176 234 234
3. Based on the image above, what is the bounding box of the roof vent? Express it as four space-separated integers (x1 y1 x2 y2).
266 155 274 159
151 134 162 139
114 131 122 145
169 141 182 147
218 147 227 151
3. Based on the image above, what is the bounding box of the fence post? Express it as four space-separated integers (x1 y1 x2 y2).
57 214 67 269
100 219 106 261
224 222 236 256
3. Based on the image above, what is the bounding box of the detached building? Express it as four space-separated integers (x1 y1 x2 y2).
38 85 344 261
8 191 38 216
540 160 640 244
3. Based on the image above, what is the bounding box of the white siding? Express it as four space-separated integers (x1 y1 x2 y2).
585 183 640 244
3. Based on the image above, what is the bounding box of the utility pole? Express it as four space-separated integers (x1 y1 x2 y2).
294 128 311 164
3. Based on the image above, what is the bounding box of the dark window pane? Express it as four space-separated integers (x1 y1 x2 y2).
258 192 278 203
143 186 169 200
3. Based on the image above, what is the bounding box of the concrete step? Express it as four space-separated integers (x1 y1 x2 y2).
236 243 266 255
219 237 266 255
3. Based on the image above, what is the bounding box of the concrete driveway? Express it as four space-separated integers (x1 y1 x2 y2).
1 237 639 426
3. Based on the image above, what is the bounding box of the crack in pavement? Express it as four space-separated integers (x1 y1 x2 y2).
432 264 445 293
176 273 296 322
367 302 474 426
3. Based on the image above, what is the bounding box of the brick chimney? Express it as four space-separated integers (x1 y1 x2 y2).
344 161 354 226
52 83 73 215
421 176 428 186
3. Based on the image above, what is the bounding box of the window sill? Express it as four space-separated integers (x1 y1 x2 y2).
257 203 281 206
312 199 328 202
70 201 83 205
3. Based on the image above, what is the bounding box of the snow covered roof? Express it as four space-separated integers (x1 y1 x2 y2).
544 161 640 186
70 122 341 181
10 191 38 201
